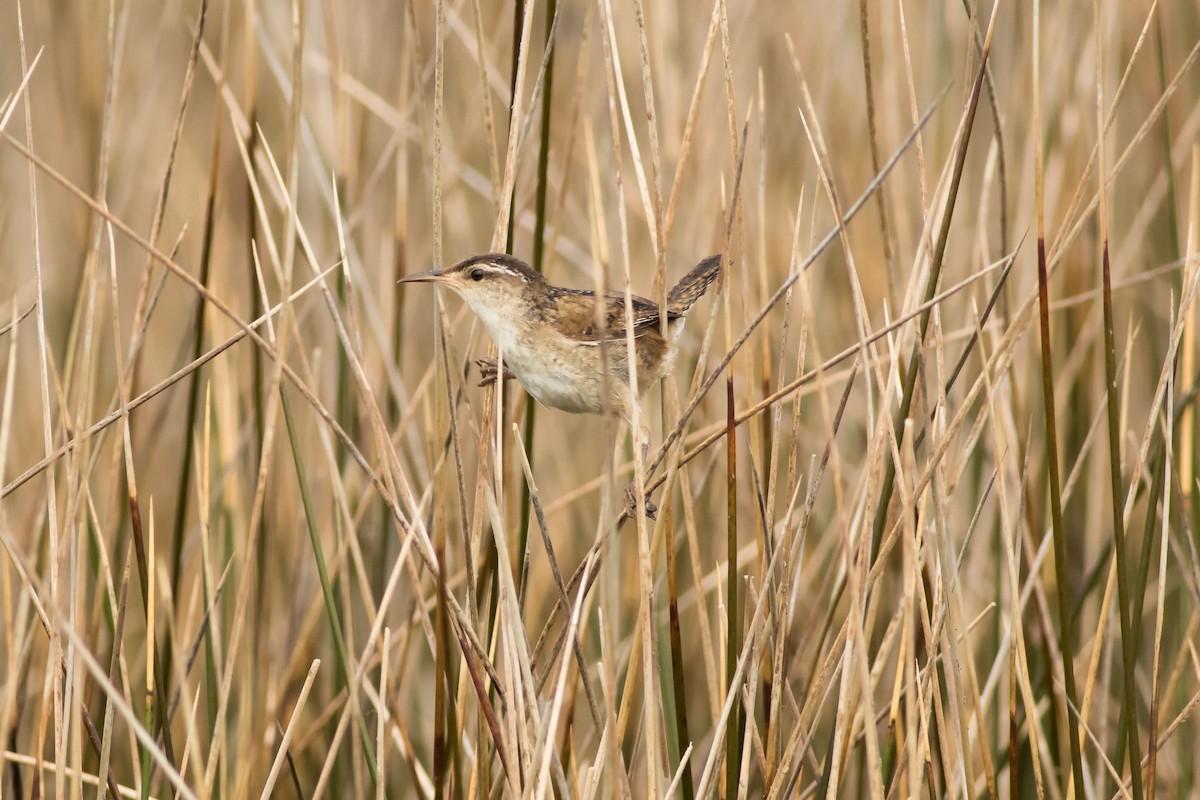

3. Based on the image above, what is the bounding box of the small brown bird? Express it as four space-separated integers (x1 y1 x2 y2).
400 252 721 513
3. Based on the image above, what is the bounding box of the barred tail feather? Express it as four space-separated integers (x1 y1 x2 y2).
666 254 722 314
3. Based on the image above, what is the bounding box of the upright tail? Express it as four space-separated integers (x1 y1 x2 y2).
666 254 722 315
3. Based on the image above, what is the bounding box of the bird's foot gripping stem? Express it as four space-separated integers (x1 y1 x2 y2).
624 484 658 521
476 357 516 388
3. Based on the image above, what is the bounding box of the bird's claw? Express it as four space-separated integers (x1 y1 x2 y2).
624 484 658 520
476 357 516 388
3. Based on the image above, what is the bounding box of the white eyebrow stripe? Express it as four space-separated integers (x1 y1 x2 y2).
483 263 526 279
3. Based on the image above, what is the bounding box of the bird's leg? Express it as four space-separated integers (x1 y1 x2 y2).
624 484 658 520
476 356 516 388
634 416 652 464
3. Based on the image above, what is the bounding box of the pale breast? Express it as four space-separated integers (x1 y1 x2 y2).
504 340 608 415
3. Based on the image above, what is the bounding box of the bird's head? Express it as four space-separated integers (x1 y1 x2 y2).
398 253 547 339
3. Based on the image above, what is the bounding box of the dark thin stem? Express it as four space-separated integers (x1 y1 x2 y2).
280 386 378 786
665 492 695 800
1034 234 1087 795
517 0 557 606
1115 431 1167 795
724 374 742 799
1101 236 1145 797
167 63 225 698
868 44 993 564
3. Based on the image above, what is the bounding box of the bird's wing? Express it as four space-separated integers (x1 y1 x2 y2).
550 288 679 344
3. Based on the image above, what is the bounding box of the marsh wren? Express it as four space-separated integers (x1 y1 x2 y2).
400 253 721 512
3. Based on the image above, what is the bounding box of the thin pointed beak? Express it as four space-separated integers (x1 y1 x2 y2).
397 270 448 285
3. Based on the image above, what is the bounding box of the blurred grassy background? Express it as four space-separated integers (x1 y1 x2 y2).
2 0 1200 797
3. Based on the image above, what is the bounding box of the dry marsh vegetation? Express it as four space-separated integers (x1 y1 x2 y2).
1 0 1200 797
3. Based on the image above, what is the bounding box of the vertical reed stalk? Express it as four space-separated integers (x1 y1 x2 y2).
1095 10 1144 792
1033 2 1086 790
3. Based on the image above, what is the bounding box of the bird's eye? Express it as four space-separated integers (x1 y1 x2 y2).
470 268 485 282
